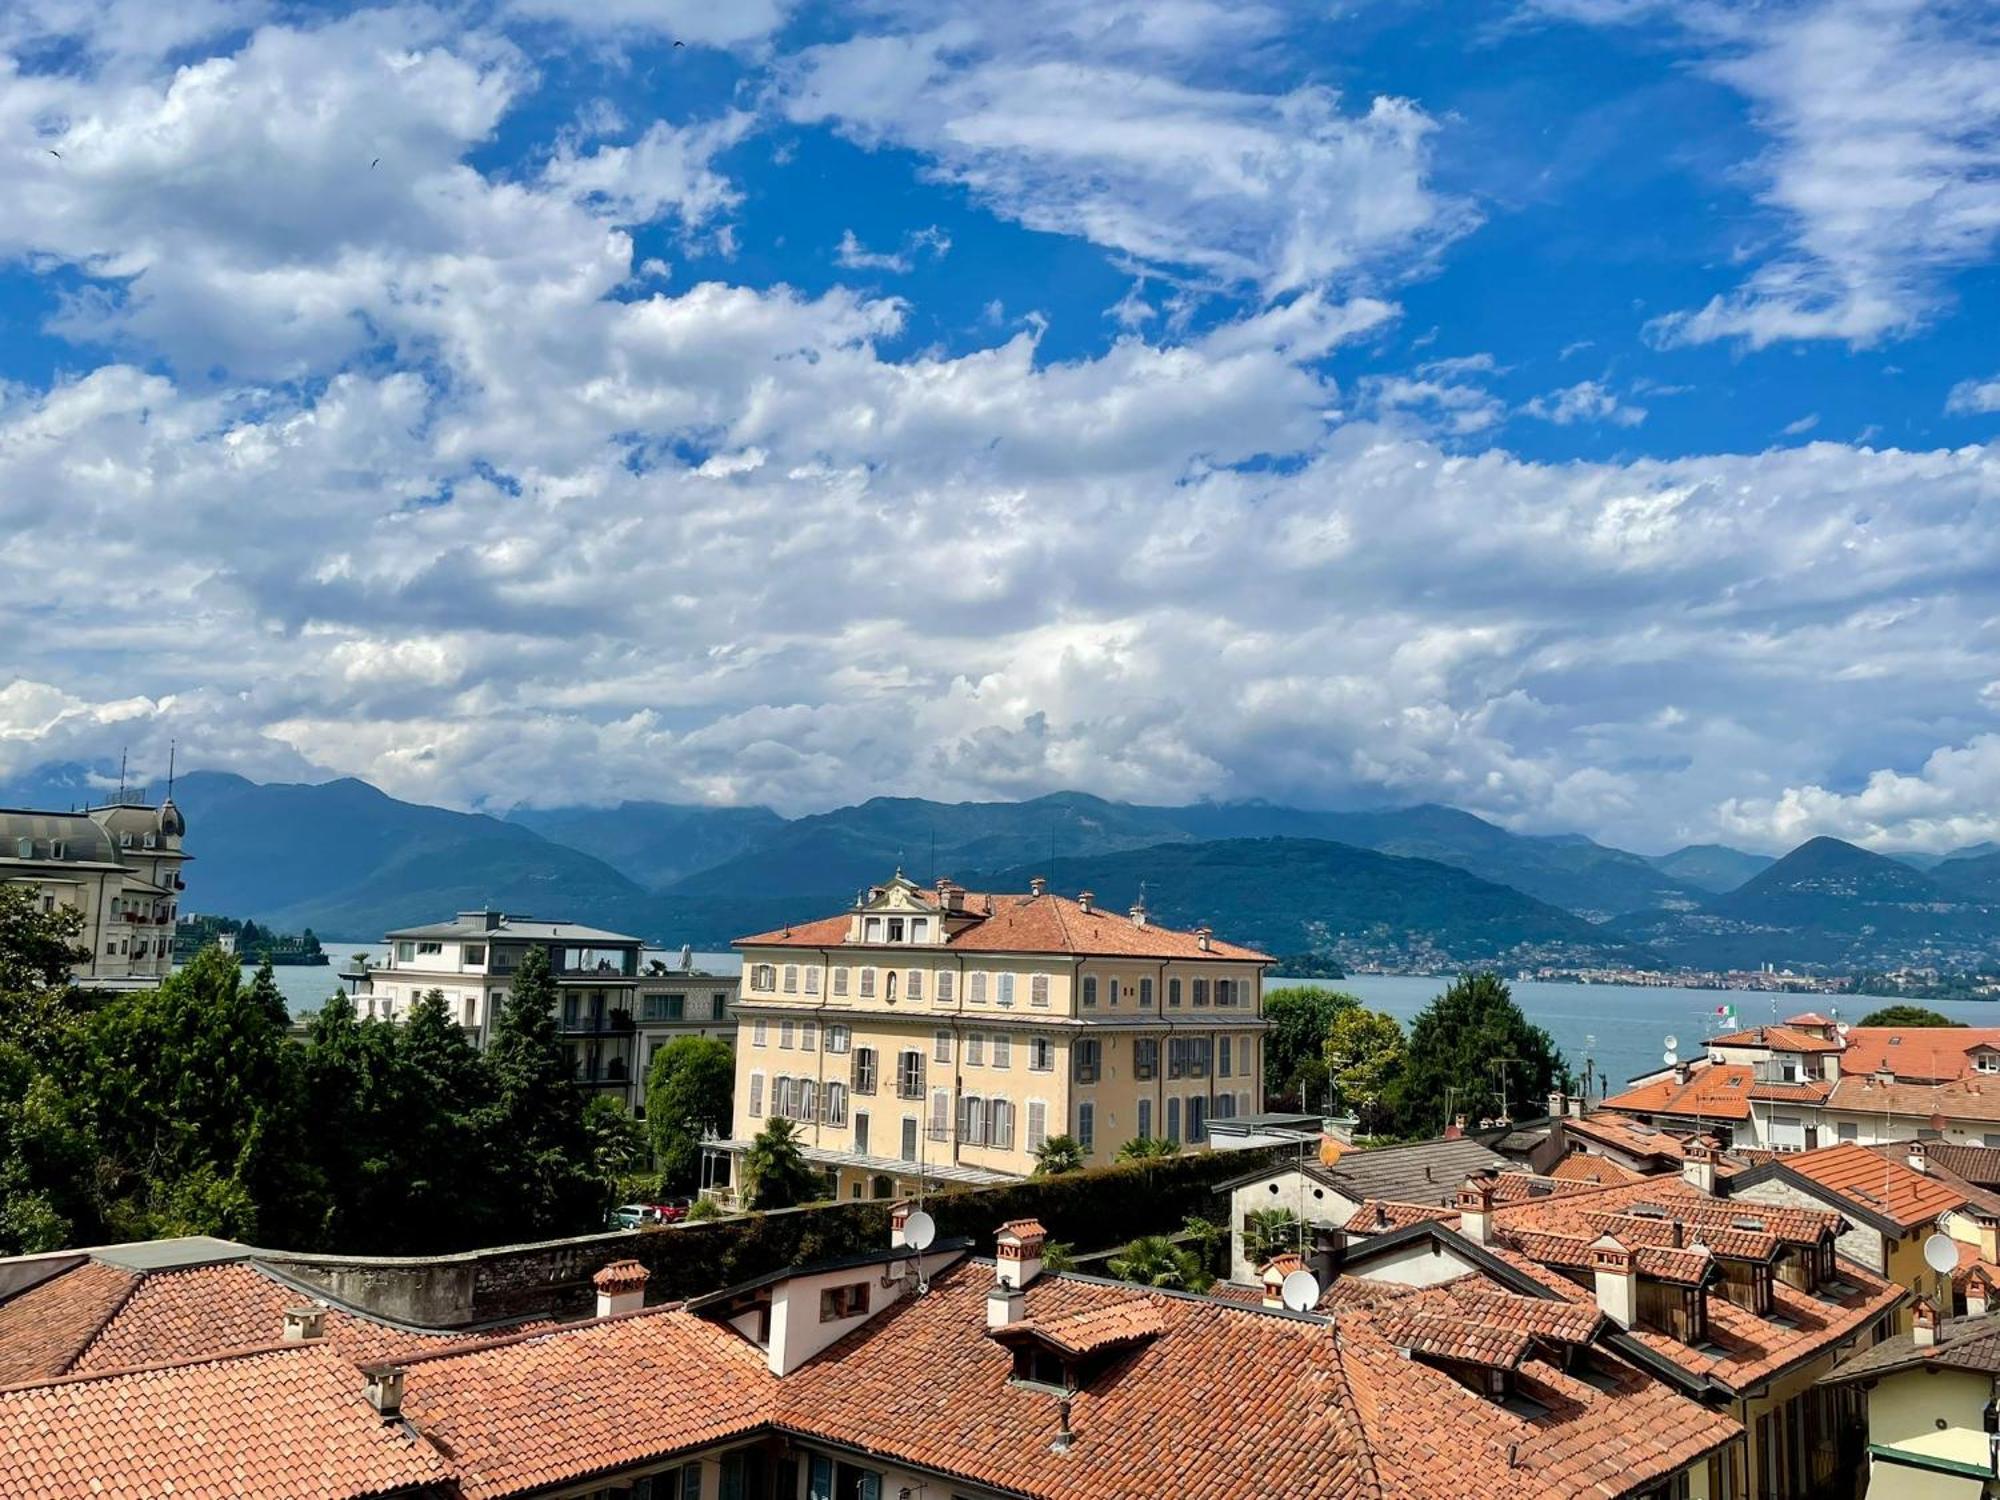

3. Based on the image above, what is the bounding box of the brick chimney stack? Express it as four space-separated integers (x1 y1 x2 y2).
990 1218 1048 1329
1682 1136 1719 1195
1968 1269 1993 1319
593 1259 649 1318
1261 1253 1304 1310
1455 1170 1499 1245
1590 1236 1637 1328
1913 1295 1940 1347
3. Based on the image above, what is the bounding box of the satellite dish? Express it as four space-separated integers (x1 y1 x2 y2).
1837 1022 1851 1036
902 1210 936 1252
1664 1034 1679 1051
1925 1233 1959 1276
1663 1051 1678 1067
1280 1268 1322 1312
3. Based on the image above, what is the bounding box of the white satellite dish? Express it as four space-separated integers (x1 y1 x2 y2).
1924 1233 1959 1277
1664 1034 1679 1051
902 1210 937 1252
1663 1050 1678 1066
1280 1268 1322 1313
1837 1022 1851 1037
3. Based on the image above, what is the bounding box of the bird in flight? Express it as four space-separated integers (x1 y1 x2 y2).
370 157 380 168
47 148 60 158
673 40 684 48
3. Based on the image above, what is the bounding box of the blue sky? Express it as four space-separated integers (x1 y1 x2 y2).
2 0 1998 855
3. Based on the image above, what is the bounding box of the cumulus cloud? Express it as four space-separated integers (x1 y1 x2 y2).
832 225 951 273
1718 735 2000 852
1522 379 1647 427
1947 374 2000 415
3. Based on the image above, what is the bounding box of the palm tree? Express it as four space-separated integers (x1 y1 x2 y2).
1033 1133 1086 1176
742 1117 823 1209
1180 1213 1228 1276
1244 1206 1303 1265
1116 1135 1179 1162
1041 1240 1077 1274
1107 1234 1206 1290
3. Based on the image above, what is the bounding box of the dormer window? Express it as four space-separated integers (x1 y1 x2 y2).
910 917 927 941
887 918 905 943
1010 1346 1071 1392
865 917 883 942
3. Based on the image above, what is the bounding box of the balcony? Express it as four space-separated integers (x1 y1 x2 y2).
560 1008 635 1035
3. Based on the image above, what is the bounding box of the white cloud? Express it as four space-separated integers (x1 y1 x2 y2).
502 0 795 49
1781 413 1820 436
1947 374 2000 415
1718 734 2000 852
776 3 1474 295
1523 379 1647 427
833 225 952 273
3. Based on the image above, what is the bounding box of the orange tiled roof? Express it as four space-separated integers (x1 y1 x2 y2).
1828 1075 2000 1124
1840 1027 2000 1083
0 1261 136 1385
1708 1025 1842 1054
1780 1141 1968 1229
1601 1063 1755 1122
1488 1173 1600 1204
0 1344 452 1500
1373 1306 1533 1369
1496 1176 1841 1249
1350 1200 1462 1233
737 890 1271 963
996 1301 1165 1357
1549 1154 1647 1186
1784 1013 1835 1028
400 1307 776 1500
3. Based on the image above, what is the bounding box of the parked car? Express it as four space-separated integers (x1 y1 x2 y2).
609 1203 653 1230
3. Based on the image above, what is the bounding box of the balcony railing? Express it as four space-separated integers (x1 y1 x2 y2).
560 1010 635 1035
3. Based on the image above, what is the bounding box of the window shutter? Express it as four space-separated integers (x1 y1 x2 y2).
1028 1100 1047 1151
681 1467 702 1500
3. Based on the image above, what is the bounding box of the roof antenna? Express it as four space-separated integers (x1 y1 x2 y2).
117 746 128 803
166 740 176 799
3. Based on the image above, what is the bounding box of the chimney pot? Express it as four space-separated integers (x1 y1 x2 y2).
1913 1295 1940 1347
282 1306 325 1343
592 1258 650 1318
362 1365 405 1421
1590 1238 1637 1329
995 1218 1048 1291
1077 890 1094 914
1968 1271 1993 1318
1195 926 1212 952
1908 1141 1929 1174
890 1200 914 1248
1029 876 1047 897
1129 903 1147 928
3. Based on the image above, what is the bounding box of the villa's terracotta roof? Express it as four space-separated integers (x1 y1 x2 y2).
997 1301 1165 1357
1779 1142 1968 1229
1601 1064 1755 1122
1839 1027 2000 1083
0 1344 452 1500
1549 1153 1647 1186
1709 1025 1842 1054
1350 1199 1462 1233
0 1262 137 1385
1827 1075 2000 1124
737 890 1270 963
1373 1306 1533 1368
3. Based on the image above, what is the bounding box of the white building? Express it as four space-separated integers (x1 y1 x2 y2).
345 910 736 1112
0 796 189 989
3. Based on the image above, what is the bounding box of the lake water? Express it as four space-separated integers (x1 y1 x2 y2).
250 949 1996 1100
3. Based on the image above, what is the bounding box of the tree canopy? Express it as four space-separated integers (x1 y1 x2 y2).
1323 1006 1405 1134
1033 1134 1086 1176
742 1117 823 1209
1391 973 1568 1136
645 1035 736 1190
1262 986 1359 1108
1856 1004 1964 1027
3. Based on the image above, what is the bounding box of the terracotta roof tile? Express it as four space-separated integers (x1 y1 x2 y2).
1548 1154 1647 1186
0 1262 137 1385
1601 1063 1755 1121
994 1301 1165 1357
1372 1307 1533 1369
1708 1025 1842 1054
1349 1200 1463 1233
1840 1027 2000 1083
1781 1142 1968 1228
0 1344 452 1499
1828 1074 2000 1124
738 891 1271 963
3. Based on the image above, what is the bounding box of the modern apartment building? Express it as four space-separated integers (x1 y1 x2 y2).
0 796 189 989
721 871 1270 1200
346 911 736 1112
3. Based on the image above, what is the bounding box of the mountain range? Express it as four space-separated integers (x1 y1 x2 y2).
9 763 2000 973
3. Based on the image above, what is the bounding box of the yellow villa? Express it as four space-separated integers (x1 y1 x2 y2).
717 870 1272 1200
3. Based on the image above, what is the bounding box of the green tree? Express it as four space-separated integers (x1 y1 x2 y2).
645 1035 736 1190
741 1117 822 1209
1243 1206 1303 1265
1040 1240 1077 1273
1032 1133 1086 1176
480 946 601 1236
1263 986 1359 1108
584 1094 647 1195
1180 1213 1229 1277
298 994 411 1250
88 946 326 1244
1324 1006 1405 1134
1116 1135 1180 1162
1857 1004 1963 1027
684 1196 722 1222
0 890 100 1253
0 883 89 997
1391 972 1568 1136
1107 1234 1207 1290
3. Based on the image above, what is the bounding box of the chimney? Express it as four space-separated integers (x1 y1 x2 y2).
1196 926 1212 953
1443 1114 1467 1141
1547 1089 1567 1122
1261 1253 1304 1310
1875 1064 1895 1085
1682 1136 1718 1195
1979 1214 2000 1266
1077 891 1094 915
890 1200 915 1249
1455 1170 1498 1246
1570 1094 1585 1119
361 1365 405 1421
1128 900 1147 928
1968 1269 1993 1318
1907 1141 1929 1175
593 1258 649 1318
1590 1237 1637 1329
996 1218 1047 1290
282 1306 326 1343
1029 876 1047 898
1913 1294 1940 1347
484 910 503 932
1673 1060 1691 1085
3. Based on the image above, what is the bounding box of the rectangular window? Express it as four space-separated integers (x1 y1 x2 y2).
910 917 927 942
1073 1038 1101 1084
929 1089 950 1141
1219 1036 1232 1078
800 1079 819 1123
827 1023 851 1054
780 1021 795 1049
749 1073 765 1117
1188 1095 1208 1143
1030 1037 1054 1072
991 1099 1015 1150
938 969 955 1002
1027 1100 1048 1151
859 968 876 998
934 1029 952 1063
1077 1101 1095 1151
713 993 728 1021
966 1034 985 1067
417 941 443 956
1215 978 1232 1008
970 971 988 1004
1031 973 1049 1008
800 1021 817 1052
992 1032 1012 1069
1166 1097 1181 1143
833 968 849 996
783 965 799 994
1108 978 1120 1007
901 1117 918 1161
825 1082 848 1127
865 917 882 941
897 1050 925 1098
997 973 1016 1007
819 1281 871 1322
1138 1098 1153 1138
852 1047 877 1094
463 944 486 965
396 941 415 962
804 967 820 995
960 1095 986 1147
1168 976 1182 1008
751 963 775 992
908 969 924 1002
887 917 905 943
753 1019 768 1047
1082 975 1098 1007
1140 977 1153 1007
1168 1038 1185 1079
1193 978 1210 1007
1135 1038 1159 1080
